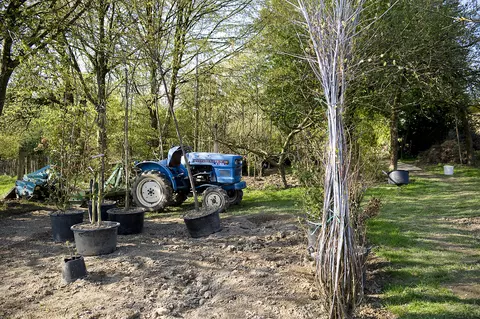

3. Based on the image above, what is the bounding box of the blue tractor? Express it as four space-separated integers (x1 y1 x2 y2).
131 146 246 211
13 165 52 200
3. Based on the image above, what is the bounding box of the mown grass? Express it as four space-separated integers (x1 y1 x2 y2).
366 165 480 319
0 175 17 197
231 186 302 215
146 186 303 219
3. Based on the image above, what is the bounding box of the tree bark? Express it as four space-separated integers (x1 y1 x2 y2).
194 55 200 152
213 124 219 153
0 34 20 116
17 149 26 180
95 0 109 212
149 62 159 130
389 101 399 171
459 104 474 165
389 80 404 171
124 64 130 209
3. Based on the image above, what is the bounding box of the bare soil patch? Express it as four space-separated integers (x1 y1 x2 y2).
0 209 325 319
242 175 300 190
442 216 480 232
354 255 396 319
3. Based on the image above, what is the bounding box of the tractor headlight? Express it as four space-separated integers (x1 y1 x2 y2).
235 159 242 165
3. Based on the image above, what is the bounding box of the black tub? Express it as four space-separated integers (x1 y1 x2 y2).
387 170 409 186
50 210 85 242
71 221 120 256
107 207 145 235
183 208 222 238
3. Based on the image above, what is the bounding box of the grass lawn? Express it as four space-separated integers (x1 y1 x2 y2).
367 165 480 319
147 186 304 219
0 175 16 197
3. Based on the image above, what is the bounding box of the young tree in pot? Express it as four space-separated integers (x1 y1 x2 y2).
163 73 222 238
71 158 120 256
66 0 123 255
46 101 87 243
48 169 85 243
107 63 145 235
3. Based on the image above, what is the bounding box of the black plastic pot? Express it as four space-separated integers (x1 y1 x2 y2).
183 208 222 238
88 200 117 222
71 221 120 256
62 255 87 283
387 170 410 186
107 207 145 235
50 210 85 242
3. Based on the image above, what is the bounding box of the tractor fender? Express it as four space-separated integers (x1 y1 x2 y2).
221 181 247 191
196 181 247 193
134 161 178 190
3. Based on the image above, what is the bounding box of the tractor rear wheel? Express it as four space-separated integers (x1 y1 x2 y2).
227 189 243 205
131 170 172 211
202 187 229 212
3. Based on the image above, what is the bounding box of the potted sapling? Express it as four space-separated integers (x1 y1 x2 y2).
107 68 145 235
48 167 85 243
156 60 222 237
71 157 120 256
46 105 87 243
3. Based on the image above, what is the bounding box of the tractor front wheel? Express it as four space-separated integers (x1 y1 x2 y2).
202 187 229 212
227 189 243 205
169 192 188 207
131 171 172 211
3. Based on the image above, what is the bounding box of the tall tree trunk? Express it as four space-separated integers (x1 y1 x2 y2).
389 101 399 171
124 65 130 209
95 0 109 216
213 124 219 153
459 104 474 165
0 36 19 116
149 64 159 131
389 81 404 171
455 115 463 163
0 1 23 117
17 149 26 180
194 55 200 152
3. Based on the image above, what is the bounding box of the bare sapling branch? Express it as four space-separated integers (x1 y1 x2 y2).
296 0 365 317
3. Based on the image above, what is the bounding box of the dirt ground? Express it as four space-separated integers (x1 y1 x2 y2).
0 207 332 319
242 175 300 190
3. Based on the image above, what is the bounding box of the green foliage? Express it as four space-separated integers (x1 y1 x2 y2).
0 134 20 160
257 0 322 133
351 0 476 157
33 101 95 210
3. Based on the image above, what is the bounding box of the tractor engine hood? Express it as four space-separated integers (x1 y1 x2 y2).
183 152 243 167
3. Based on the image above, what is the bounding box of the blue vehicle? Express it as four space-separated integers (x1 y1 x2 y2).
131 146 246 211
14 165 51 200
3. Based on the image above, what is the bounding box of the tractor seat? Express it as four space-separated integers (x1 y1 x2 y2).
168 150 182 167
